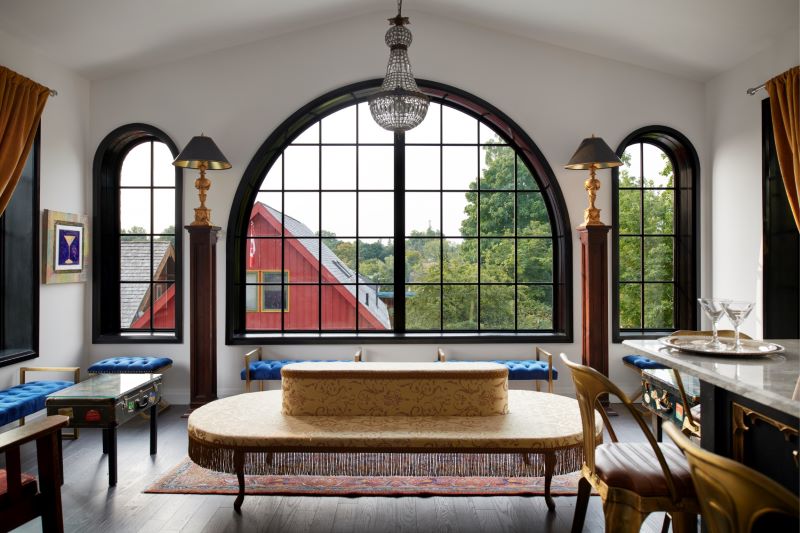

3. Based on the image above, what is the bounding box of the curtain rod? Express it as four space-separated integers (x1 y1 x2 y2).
48 88 58 97
746 83 765 95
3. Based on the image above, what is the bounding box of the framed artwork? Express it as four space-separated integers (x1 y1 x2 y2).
42 209 90 284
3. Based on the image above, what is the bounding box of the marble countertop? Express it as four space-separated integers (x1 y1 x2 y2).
623 338 800 418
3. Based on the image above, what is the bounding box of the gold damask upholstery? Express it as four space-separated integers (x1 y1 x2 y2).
281 362 509 416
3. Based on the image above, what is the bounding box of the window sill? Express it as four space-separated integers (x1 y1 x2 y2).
613 331 674 344
0 349 38 369
227 331 573 345
93 332 183 345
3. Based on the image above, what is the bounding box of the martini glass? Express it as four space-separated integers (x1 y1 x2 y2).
697 298 729 350
721 300 755 352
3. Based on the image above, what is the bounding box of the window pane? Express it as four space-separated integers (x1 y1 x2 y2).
152 240 175 281
480 145 515 190
358 239 393 284
153 189 175 235
620 144 641 187
517 156 538 191
619 237 642 282
358 283 392 331
286 284 319 330
479 192 514 236
284 146 319 190
643 143 672 187
643 190 674 234
405 146 440 190
120 142 151 187
248 237 280 272
442 105 477 144
284 192 319 235
321 106 356 144
443 146 478 190
151 282 176 329
252 192 282 236
517 192 549 236
152 142 174 187
245 272 258 311
120 236 151 281
321 192 356 236
405 102 440 144
260 156 282 191
285 238 320 283
322 238 356 281
480 238 513 282
443 191 474 237
517 238 552 282
618 190 641 234
358 192 393 237
644 236 673 281
479 285 514 330
321 284 355 330
518 285 553 330
619 284 642 329
443 284 477 330
359 146 393 190
357 102 394 144
293 122 319 144
443 238 477 283
120 282 150 329
120 188 151 234
644 283 673 329
322 146 356 190
405 238 440 282
406 284 441 330
480 123 504 145
405 192 440 235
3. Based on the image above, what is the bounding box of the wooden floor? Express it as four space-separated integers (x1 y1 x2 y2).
9 405 673 533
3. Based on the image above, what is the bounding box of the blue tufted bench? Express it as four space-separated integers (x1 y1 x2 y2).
437 347 557 393
241 347 362 392
0 366 80 437
87 356 173 374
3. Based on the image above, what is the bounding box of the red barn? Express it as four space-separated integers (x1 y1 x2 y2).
245 202 391 331
122 240 176 330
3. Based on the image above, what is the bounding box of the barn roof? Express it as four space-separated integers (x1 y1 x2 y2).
258 203 392 330
120 240 173 328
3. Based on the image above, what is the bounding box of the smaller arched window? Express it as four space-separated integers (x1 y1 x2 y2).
612 126 699 341
93 124 183 343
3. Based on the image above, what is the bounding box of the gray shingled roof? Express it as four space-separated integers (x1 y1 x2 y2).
261 203 392 329
120 240 172 328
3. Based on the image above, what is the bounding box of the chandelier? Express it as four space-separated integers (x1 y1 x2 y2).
369 0 429 132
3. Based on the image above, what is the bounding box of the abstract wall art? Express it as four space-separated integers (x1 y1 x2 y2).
43 209 90 283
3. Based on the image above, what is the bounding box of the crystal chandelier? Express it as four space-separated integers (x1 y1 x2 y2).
369 0 429 132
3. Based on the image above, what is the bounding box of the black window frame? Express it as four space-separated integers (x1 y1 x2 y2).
226 80 572 344
0 129 40 368
612 125 699 342
92 123 183 344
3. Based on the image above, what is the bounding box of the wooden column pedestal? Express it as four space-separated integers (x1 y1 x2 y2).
186 225 220 413
578 225 610 405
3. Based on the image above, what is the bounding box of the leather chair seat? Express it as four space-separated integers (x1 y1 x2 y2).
595 441 695 498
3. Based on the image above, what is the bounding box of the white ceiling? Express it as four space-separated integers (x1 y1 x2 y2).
0 0 796 81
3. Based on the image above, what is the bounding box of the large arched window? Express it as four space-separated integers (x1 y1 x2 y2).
612 126 699 341
93 124 183 343
227 81 572 343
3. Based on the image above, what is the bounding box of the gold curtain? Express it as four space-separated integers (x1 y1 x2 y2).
766 66 800 231
0 66 50 216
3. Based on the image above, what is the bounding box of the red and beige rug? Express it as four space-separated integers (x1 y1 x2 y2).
145 458 585 497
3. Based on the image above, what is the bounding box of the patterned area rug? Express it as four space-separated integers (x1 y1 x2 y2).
145 458 585 496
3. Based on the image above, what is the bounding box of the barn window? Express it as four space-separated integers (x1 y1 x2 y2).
93 124 183 343
226 81 572 343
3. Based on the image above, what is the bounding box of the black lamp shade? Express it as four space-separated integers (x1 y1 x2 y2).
564 136 622 170
173 135 232 170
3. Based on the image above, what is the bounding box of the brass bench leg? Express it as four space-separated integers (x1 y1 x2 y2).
234 450 245 513
543 450 556 511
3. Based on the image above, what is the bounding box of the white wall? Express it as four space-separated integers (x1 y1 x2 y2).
0 30 91 389
706 27 799 339
89 11 707 402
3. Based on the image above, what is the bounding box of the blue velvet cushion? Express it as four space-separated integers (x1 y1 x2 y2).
622 354 668 370
88 356 173 374
240 360 348 381
446 360 558 380
0 380 74 426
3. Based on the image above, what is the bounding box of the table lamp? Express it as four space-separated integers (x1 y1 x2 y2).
173 134 231 226
565 135 622 226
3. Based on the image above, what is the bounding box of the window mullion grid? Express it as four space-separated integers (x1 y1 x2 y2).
513 147 518 330
148 141 155 333
394 130 406 333
438 123 445 332
639 143 645 332
280 146 286 332
317 123 323 332
355 106 360 332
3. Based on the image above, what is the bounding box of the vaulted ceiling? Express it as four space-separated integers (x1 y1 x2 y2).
0 0 796 81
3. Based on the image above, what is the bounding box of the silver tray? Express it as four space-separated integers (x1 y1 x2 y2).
658 335 785 356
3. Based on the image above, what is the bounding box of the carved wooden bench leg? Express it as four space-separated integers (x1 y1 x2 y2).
543 450 557 512
234 450 245 513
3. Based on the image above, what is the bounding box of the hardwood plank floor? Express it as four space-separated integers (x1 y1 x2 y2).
6 405 675 533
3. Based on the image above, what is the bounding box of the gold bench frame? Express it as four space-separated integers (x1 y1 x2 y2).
19 366 81 440
436 347 554 393
243 348 363 392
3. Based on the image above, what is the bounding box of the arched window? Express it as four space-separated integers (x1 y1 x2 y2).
93 124 183 343
612 126 699 341
226 81 572 343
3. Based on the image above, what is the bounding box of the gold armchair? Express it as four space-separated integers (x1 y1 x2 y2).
559 353 698 533
664 422 799 533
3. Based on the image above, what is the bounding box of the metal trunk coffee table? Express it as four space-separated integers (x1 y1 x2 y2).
46 373 162 486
